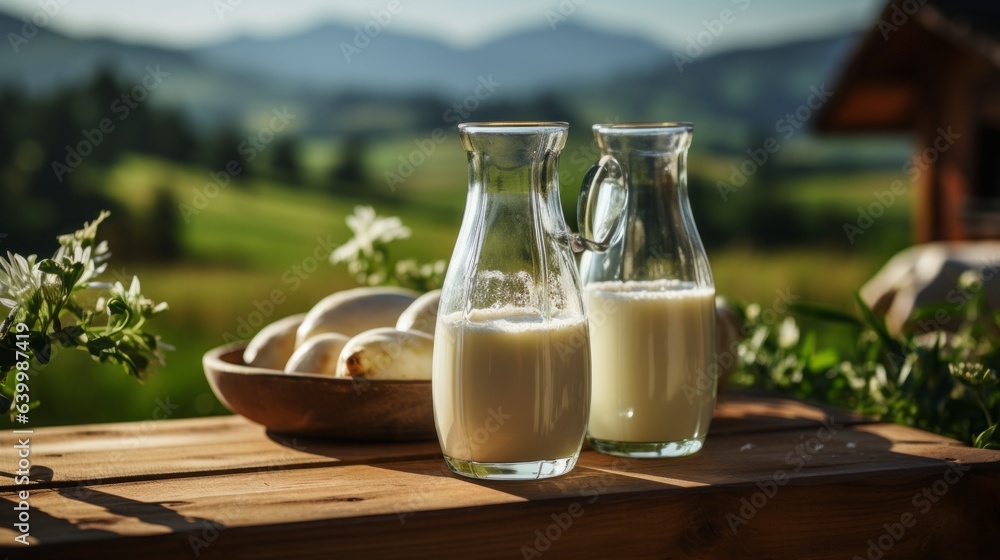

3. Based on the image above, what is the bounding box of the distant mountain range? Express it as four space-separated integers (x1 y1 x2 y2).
0 14 669 95
0 11 864 147
192 22 668 94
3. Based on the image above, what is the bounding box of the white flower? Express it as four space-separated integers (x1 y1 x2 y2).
777 316 800 348
395 258 447 284
958 269 983 293
54 211 111 291
0 252 44 309
55 240 110 290
330 206 411 264
395 259 419 277
106 276 168 319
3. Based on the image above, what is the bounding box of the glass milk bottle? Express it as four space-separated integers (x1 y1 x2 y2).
580 122 716 458
433 122 624 480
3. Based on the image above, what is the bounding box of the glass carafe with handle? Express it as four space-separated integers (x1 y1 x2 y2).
579 122 716 459
433 121 625 480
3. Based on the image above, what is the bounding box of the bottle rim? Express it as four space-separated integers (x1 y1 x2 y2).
593 122 694 135
459 121 569 134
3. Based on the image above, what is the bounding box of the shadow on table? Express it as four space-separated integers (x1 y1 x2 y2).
0 465 220 548
250 396 989 558
351 411 914 557
257 395 939 513
263 429 442 465
257 394 902 496
359 406 902 501
256 393 864 464
0 494 123 546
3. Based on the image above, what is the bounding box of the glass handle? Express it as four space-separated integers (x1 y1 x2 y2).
572 155 627 253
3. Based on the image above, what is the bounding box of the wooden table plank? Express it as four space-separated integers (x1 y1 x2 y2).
2 395 995 559
0 415 442 492
2 420 997 558
0 394 870 491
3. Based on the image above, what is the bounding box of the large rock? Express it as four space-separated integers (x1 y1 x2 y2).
860 242 1000 335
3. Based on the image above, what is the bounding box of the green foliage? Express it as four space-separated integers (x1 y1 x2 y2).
271 135 302 185
329 135 370 196
0 75 197 263
685 171 911 257
0 212 169 417
733 273 1000 448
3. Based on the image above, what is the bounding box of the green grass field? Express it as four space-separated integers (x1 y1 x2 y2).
21 152 908 427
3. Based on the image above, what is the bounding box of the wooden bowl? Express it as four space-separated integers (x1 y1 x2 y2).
203 343 436 440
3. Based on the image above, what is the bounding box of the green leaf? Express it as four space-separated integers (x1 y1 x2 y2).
854 292 906 372
910 302 960 322
854 292 893 344
974 422 998 449
808 348 840 372
799 331 816 362
85 336 115 356
141 332 157 347
791 302 865 328
0 339 15 375
63 261 86 290
37 259 66 276
28 332 51 364
117 352 140 378
52 325 85 347
130 352 150 372
106 297 129 316
897 354 913 387
0 371 14 412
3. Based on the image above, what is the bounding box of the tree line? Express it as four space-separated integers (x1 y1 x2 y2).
0 69 327 261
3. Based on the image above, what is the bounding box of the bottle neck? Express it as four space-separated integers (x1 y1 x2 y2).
445 122 584 320
586 124 711 288
466 150 559 197
594 124 693 209
461 124 567 197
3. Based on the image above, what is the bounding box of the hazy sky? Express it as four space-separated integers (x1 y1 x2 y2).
0 0 883 50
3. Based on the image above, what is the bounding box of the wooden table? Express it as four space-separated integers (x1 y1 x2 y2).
2 394 998 559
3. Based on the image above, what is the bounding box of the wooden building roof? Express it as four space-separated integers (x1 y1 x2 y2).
817 0 1000 132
